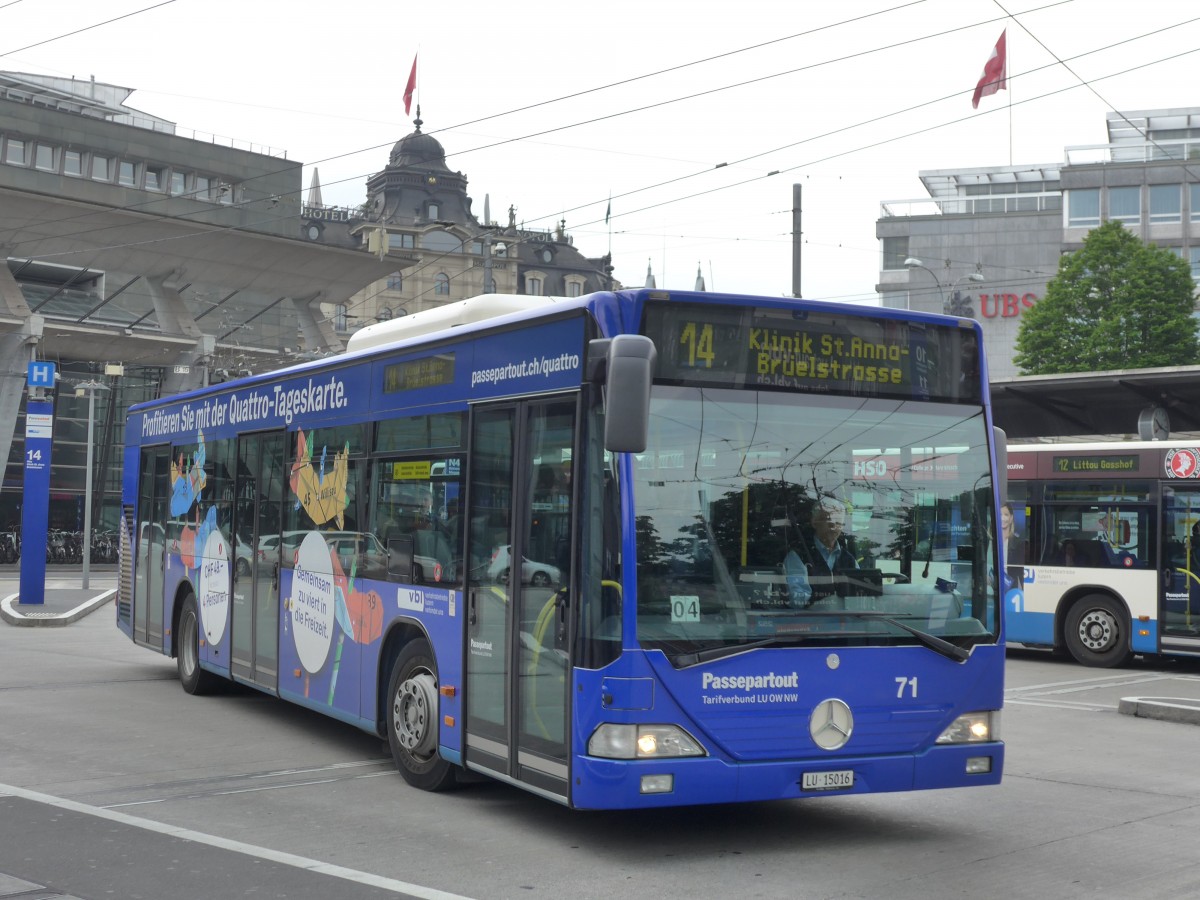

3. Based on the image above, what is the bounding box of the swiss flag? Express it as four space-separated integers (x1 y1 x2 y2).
404 54 417 116
971 30 1006 109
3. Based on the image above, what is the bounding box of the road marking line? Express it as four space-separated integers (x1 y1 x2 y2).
0 781 476 900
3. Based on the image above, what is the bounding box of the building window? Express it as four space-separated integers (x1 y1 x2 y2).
1149 185 1181 224
427 202 440 220
566 281 582 297
63 150 83 176
118 160 137 187
1190 247 1200 284
34 144 57 171
145 166 163 191
1191 185 1200 223
1067 189 1100 228
194 175 211 199
386 272 403 291
4 138 27 166
881 236 909 270
388 233 415 250
527 276 543 296
434 273 450 295
333 303 348 331
170 171 186 196
378 307 393 322
91 155 112 181
1108 186 1140 224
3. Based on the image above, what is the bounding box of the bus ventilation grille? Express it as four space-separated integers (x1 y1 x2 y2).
117 506 134 626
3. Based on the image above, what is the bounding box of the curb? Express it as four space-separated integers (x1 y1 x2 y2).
0 590 116 627
1117 696 1200 726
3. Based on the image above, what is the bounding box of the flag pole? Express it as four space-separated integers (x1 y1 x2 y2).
606 192 611 258
1008 36 1013 166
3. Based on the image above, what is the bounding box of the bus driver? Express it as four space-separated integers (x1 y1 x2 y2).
782 497 858 606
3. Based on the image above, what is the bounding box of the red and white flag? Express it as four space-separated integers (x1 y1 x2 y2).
404 54 418 116
971 30 1007 109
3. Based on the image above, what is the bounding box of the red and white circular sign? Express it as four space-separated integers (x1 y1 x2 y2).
1166 448 1200 479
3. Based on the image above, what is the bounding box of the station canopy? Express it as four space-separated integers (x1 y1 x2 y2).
990 366 1200 441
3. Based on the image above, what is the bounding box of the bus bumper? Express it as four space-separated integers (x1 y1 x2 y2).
569 742 1004 810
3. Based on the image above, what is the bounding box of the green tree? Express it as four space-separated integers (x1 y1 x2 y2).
1013 221 1199 375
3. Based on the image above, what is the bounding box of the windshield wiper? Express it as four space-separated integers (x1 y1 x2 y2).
840 611 970 662
671 611 969 667
673 634 812 667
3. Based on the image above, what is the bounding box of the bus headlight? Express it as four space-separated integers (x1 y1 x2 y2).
936 711 999 744
588 724 707 759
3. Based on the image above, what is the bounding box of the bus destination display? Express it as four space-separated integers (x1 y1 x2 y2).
1052 454 1140 474
383 353 455 394
641 301 980 402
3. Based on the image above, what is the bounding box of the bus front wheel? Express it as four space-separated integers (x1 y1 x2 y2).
177 593 220 695
386 640 458 791
1064 594 1132 668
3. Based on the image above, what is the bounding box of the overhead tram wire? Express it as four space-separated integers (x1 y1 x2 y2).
17 31 1200 329
16 17 1198 268
11 13 1200 322
0 1 1130 276
0 0 179 57
0 0 1141 257
564 44 1200 235
534 14 1200 232
0 0 1074 247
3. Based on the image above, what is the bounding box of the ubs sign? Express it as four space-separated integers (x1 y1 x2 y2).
978 293 1038 318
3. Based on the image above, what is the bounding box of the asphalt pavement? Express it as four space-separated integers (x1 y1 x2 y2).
0 562 469 900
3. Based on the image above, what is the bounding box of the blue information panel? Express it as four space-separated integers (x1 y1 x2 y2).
20 399 54 604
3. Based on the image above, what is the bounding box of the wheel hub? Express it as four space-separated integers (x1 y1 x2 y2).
393 671 438 757
1079 609 1116 651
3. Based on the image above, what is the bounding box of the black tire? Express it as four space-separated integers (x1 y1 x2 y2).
386 640 458 791
531 570 550 587
1064 594 1132 668
177 593 221 694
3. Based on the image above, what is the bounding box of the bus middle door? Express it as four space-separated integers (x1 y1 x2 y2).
231 431 286 690
464 398 576 801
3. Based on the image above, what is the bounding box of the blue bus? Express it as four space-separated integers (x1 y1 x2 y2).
117 288 1005 809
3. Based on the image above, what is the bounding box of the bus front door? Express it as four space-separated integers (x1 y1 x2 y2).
231 431 286 690
134 446 171 649
465 399 576 801
1161 484 1200 654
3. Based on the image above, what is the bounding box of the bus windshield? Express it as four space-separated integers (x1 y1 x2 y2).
634 386 997 661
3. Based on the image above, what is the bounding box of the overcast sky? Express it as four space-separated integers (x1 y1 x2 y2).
4 0 1199 302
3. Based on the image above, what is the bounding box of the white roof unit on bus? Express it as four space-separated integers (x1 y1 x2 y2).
346 294 571 353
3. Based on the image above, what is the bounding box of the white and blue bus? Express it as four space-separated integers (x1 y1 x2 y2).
117 288 1005 809
1006 439 1200 667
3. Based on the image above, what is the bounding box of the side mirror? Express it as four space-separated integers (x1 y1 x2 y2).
602 335 656 454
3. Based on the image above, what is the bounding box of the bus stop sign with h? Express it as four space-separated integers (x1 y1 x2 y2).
21 360 56 605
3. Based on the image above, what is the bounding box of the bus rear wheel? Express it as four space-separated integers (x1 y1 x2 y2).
177 593 220 695
386 640 458 791
1064 594 1132 668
